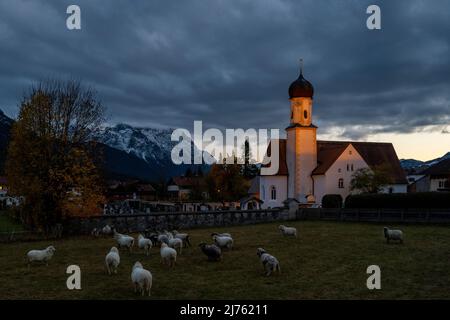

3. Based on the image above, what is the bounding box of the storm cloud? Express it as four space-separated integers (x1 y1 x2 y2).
0 0 449 139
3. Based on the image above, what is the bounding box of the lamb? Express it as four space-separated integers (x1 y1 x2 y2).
26 246 56 267
168 237 183 255
172 230 192 247
279 225 297 237
211 232 232 238
105 247 120 275
213 235 234 250
138 234 153 256
114 230 135 252
198 243 222 261
160 243 177 268
383 227 403 244
256 248 280 276
131 262 152 296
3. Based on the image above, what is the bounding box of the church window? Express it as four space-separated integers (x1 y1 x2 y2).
338 178 344 188
347 164 349 171
351 164 354 171
338 168 341 173
291 111 293 119
304 110 308 119
270 185 277 200
262 186 265 200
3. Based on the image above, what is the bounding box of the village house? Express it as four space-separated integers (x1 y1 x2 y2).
408 158 450 192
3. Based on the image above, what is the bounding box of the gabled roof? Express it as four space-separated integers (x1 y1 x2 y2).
261 139 407 184
420 158 450 176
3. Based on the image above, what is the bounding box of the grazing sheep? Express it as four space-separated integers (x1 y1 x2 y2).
105 247 120 275
102 224 112 235
172 230 192 247
114 230 135 252
213 235 234 250
138 234 153 256
157 234 170 245
163 230 174 240
256 248 280 276
211 232 232 238
383 227 404 244
27 246 56 267
131 262 152 296
279 225 297 237
198 243 222 261
168 238 183 255
160 243 177 268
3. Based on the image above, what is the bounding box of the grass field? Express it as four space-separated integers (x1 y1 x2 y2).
0 211 24 233
0 220 450 300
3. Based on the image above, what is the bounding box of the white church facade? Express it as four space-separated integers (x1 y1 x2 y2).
256 65 408 208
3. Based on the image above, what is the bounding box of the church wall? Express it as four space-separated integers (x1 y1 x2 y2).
259 175 288 209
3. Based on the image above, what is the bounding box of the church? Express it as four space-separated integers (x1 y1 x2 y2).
253 64 408 209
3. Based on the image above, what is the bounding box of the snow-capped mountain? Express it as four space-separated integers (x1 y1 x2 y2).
93 123 208 180
400 152 450 171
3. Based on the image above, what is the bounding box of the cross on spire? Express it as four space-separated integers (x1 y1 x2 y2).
299 58 304 75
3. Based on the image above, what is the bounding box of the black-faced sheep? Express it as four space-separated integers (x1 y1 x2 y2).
383 227 403 244
198 243 222 261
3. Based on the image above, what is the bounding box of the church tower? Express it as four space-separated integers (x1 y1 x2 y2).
285 61 317 202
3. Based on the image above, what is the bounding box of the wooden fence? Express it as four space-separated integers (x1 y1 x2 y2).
297 208 450 223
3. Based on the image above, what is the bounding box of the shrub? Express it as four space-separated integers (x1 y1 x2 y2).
345 192 450 209
322 194 343 208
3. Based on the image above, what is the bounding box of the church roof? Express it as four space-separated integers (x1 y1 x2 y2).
261 139 289 175
262 139 407 184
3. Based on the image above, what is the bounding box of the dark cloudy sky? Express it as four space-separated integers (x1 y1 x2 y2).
0 0 449 160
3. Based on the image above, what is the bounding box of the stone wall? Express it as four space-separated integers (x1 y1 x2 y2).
66 208 295 234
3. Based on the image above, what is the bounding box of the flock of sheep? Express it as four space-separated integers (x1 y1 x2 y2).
24 223 404 297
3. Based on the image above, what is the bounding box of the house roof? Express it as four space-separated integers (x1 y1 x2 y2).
261 139 407 184
169 176 204 187
420 158 450 176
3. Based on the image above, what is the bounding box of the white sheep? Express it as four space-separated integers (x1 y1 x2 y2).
26 246 56 267
168 237 183 255
279 225 297 237
211 232 232 238
138 234 153 256
257 248 280 276
383 227 403 244
102 224 112 235
105 247 120 275
131 262 152 296
114 230 135 252
213 235 234 250
160 243 177 268
172 230 191 247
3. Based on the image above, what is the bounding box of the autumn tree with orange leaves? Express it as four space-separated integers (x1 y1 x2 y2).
6 79 105 232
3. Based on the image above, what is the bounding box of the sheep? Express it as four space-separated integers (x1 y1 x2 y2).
138 234 153 256
157 234 170 245
198 243 222 261
279 225 297 237
105 247 120 275
172 230 192 247
113 230 135 252
102 224 112 235
168 237 183 255
211 232 232 238
213 235 234 250
131 262 152 296
91 228 100 237
26 246 56 267
160 243 177 268
163 230 174 240
383 227 404 244
256 248 280 276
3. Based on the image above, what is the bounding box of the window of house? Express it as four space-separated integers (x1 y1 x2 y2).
389 187 393 194
304 110 308 119
291 111 293 119
338 178 344 188
439 181 445 188
338 168 341 173
270 185 277 200
349 150 352 155
347 164 349 171
351 164 354 171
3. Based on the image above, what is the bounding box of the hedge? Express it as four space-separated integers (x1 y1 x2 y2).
345 192 450 209
322 194 343 208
